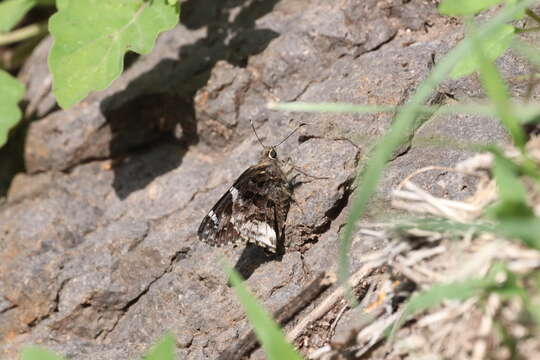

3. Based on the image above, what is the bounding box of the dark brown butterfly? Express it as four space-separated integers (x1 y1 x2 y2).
197 122 304 253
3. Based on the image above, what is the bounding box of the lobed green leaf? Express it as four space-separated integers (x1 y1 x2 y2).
48 0 180 109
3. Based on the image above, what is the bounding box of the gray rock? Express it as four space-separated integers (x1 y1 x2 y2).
0 0 526 359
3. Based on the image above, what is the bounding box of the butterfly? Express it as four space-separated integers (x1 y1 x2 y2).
197 122 304 253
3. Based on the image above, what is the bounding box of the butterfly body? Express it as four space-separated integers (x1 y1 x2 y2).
198 146 292 253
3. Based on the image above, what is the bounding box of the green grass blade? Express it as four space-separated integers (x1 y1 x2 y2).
525 272 540 325
392 263 513 336
268 102 399 113
337 0 536 287
404 279 488 316
269 101 540 125
450 24 515 79
512 38 540 67
470 23 526 148
390 278 490 339
488 152 533 218
495 218 540 250
226 265 302 360
142 333 175 360
396 217 494 234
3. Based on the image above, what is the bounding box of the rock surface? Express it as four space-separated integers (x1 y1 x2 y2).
0 0 533 359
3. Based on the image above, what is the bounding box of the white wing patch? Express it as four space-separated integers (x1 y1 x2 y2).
229 186 240 202
233 219 277 252
208 210 219 228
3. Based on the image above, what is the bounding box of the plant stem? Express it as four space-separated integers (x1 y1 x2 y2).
0 21 48 47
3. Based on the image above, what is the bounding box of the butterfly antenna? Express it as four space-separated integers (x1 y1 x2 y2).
250 119 267 149
274 123 306 148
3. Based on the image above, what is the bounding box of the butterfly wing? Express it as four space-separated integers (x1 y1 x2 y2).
198 161 291 252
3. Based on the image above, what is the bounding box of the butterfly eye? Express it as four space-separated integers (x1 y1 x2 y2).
268 148 277 159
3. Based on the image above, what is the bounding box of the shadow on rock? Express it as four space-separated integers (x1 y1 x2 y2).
101 73 198 199
102 0 279 199
181 0 280 68
232 244 283 282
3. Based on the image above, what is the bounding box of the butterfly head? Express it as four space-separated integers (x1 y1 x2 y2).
250 120 306 160
258 146 279 162
266 147 278 160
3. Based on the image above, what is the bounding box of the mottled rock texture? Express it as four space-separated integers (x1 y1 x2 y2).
0 0 532 359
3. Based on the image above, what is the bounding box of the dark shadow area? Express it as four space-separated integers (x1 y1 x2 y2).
181 0 280 68
105 0 280 198
103 86 197 199
0 123 28 198
231 243 283 283
110 138 188 199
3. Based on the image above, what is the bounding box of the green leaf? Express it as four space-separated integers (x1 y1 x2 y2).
142 333 175 360
48 0 180 109
0 70 25 148
439 0 503 15
451 24 515 79
226 265 302 360
0 0 36 32
21 346 65 360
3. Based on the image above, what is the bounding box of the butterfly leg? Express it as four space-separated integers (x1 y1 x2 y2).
290 193 306 218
